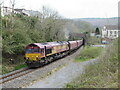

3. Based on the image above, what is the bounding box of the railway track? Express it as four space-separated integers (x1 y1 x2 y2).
0 59 62 84
0 67 34 84
0 63 54 84
0 58 63 84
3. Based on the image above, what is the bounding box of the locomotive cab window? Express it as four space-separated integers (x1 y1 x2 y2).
46 49 52 54
26 48 32 53
34 48 39 53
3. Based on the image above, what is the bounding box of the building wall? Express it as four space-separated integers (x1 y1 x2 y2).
102 29 107 38
2 7 12 16
102 26 119 39
107 30 118 39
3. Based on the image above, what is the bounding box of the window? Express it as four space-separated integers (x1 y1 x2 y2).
34 48 39 53
26 48 32 53
46 49 52 54
40 48 44 53
110 31 113 36
114 31 117 34
110 31 112 34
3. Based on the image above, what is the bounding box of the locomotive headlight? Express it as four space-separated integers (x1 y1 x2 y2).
26 57 29 60
24 57 29 60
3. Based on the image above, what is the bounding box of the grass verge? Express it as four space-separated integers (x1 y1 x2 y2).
66 39 118 88
2 55 26 74
74 46 103 62
14 64 27 70
2 63 27 74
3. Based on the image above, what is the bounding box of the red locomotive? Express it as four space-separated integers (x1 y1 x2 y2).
24 39 84 68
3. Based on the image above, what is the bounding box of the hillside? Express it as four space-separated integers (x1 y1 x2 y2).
74 17 118 27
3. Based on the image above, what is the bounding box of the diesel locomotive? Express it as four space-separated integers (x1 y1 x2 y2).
24 39 84 68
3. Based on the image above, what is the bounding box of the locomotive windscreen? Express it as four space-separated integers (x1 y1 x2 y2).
26 48 32 53
34 48 39 53
26 44 40 53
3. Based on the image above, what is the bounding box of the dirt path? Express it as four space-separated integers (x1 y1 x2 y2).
27 58 98 88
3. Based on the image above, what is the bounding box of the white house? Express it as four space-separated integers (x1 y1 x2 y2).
1 6 12 16
1 6 40 17
102 25 119 39
14 9 30 16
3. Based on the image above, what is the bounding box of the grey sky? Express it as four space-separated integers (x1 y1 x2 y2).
2 0 119 18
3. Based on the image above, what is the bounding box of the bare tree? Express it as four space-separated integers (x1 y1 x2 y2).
10 0 16 16
40 6 61 20
36 6 65 41
9 0 16 30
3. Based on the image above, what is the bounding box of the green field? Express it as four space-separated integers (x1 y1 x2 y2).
74 46 103 62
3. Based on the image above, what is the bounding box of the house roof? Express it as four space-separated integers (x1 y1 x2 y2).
14 9 25 12
105 25 118 30
2 6 12 9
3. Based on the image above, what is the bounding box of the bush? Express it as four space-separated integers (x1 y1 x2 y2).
28 30 45 43
2 66 9 74
2 29 32 55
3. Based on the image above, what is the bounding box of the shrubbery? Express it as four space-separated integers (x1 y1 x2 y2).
1 10 66 73
2 11 65 52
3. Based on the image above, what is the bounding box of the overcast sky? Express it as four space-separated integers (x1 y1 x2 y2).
2 0 119 18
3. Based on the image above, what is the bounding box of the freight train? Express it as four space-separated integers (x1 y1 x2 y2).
24 39 84 68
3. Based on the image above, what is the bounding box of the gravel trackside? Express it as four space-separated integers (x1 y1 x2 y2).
26 56 97 88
